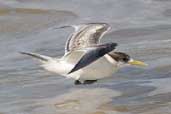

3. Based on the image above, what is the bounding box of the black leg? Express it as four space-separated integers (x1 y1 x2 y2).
83 80 97 85
74 80 82 85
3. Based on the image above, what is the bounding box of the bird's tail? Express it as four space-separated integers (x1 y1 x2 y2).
20 52 52 62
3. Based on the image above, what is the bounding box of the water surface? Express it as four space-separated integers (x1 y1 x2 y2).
0 0 171 114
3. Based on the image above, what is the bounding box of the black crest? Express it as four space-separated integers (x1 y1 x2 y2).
108 52 130 63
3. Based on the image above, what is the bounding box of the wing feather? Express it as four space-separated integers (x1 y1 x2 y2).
64 23 111 53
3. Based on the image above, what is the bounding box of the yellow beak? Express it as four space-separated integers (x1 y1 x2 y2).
128 60 148 67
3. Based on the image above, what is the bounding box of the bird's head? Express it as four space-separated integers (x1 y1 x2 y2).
108 52 147 68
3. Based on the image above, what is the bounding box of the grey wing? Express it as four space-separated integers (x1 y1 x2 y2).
64 23 111 53
68 42 117 74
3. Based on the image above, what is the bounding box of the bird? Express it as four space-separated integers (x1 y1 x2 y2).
20 23 147 85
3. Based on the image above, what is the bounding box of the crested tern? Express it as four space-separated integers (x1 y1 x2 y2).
20 23 147 85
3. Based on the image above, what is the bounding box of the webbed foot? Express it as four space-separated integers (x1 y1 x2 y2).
74 80 97 85
74 80 82 85
83 80 97 84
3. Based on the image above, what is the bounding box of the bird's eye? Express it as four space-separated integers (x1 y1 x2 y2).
123 58 129 62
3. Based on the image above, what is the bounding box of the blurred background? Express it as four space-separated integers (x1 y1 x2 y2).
0 0 171 114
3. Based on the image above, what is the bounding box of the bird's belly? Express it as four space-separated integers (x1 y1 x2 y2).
41 60 73 75
70 56 118 80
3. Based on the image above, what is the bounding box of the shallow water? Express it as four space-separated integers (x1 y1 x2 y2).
0 0 171 114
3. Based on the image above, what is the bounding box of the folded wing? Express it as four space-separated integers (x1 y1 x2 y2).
68 42 117 74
